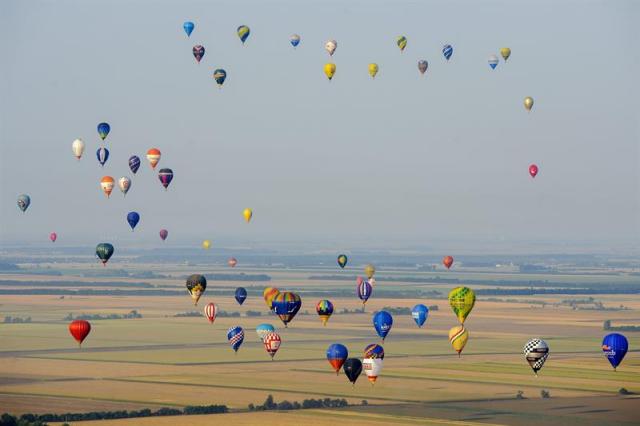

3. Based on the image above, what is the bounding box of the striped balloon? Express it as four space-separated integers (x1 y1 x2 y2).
146 148 161 169
272 292 302 327
263 332 282 359
449 325 469 356
204 302 217 323
158 168 173 190
237 25 250 44
443 44 453 61
96 147 109 167
227 326 245 353
356 278 373 305
316 299 334 325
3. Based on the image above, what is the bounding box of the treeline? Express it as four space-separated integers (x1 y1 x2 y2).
3 316 31 323
0 280 154 288
379 305 439 315
0 404 228 425
476 287 640 296
0 289 185 296
174 310 265 318
604 320 640 332
296 288 441 299
248 394 349 411
64 310 142 321
181 273 271 282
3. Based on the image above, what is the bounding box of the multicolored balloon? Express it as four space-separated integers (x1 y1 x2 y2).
368 63 379 79
129 155 141 174
448 287 475 324
449 325 469 356
235 287 247 305
256 323 275 342
373 311 393 341
325 40 337 56
69 320 91 346
213 69 227 87
411 304 429 328
186 274 207 305
204 302 217 323
418 60 428 75
397 36 407 52
263 287 280 310
289 34 301 48
96 147 109 167
443 44 453 61
357 278 373 306
118 176 131 196
500 47 511 62
96 243 114 265
324 63 336 81
327 343 348 375
158 168 173 190
193 45 205 63
72 138 85 160
237 25 250 44
337 254 348 268
146 148 161 169
343 358 362 386
316 300 334 325
529 164 539 178
49 232 57 243
227 326 244 353
17 194 30 212
272 292 302 327
263 332 281 360
97 122 110 140
364 343 384 359
363 358 383 385
524 338 549 376
183 21 194 37
488 54 499 69
100 176 115 197
126 211 140 231
159 229 168 241
524 96 534 112
602 333 628 371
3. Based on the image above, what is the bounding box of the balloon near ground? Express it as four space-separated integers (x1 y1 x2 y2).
343 358 363 386
373 310 393 341
448 286 476 324
363 358 383 385
449 325 469 356
411 304 429 328
204 302 217 323
95 243 114 265
17 194 30 212
316 299 334 325
272 292 302 327
263 332 281 360
602 333 628 370
524 338 549 376
185 274 207 305
337 254 348 268
227 326 244 353
69 320 91 346
228 257 238 268
235 287 247 305
326 343 348 375
364 343 384 359
256 324 275 342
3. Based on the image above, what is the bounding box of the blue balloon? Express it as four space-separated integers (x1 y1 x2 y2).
127 211 140 231
326 343 348 374
227 326 244 352
183 21 194 37
129 155 141 174
411 304 429 328
17 194 31 212
96 147 109 166
373 311 393 341
602 333 628 370
97 122 110 140
443 44 453 61
235 287 247 305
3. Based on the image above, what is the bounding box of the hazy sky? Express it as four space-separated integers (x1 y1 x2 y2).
1 0 638 250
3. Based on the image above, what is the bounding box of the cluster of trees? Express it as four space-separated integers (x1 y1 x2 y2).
63 310 142 321
380 305 439 315
3 316 32 324
0 280 154 288
0 404 228 425
181 273 271 282
248 395 349 411
603 320 640 331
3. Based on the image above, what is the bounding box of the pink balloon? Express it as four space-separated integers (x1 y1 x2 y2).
49 232 57 243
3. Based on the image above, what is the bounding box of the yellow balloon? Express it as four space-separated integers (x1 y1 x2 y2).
263 287 280 309
500 47 511 61
368 63 379 79
202 240 211 250
449 325 469 356
243 208 253 223
324 63 336 81
448 286 476 324
397 36 407 52
364 264 375 279
524 96 534 112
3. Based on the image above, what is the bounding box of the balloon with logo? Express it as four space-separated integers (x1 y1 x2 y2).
204 302 217 323
256 323 275 342
364 264 375 279
129 155 141 174
337 254 348 268
183 21 194 37
418 60 428 75
449 287 475 324
159 229 168 241
289 34 300 48
213 69 227 87
186 274 207 305
146 148 161 169
49 232 57 243
96 243 114 266
192 45 205 63
272 292 302 327
72 138 85 160
263 332 281 360
96 147 109 167
602 333 628 371
126 211 140 231
100 176 115 197
17 194 30 212
235 287 247 305
326 343 348 375
227 326 244 353
500 47 511 61
411 304 429 328
237 25 250 44
118 177 131 196
158 168 173 190
69 320 91 346
373 311 393 341
97 122 110 140
443 44 453 61
529 164 539 178
523 338 549 376
343 358 362 386
364 343 384 359
363 358 383 385
357 277 373 306
263 287 280 310
316 299 334 325
449 325 469 356
488 54 499 69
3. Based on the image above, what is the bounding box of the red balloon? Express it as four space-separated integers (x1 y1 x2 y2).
228 257 238 268
69 320 91 346
263 332 282 360
49 232 57 243
443 256 454 269
529 164 539 178
204 302 217 323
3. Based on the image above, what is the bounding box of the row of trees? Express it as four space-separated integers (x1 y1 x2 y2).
248 395 350 411
603 320 640 331
63 310 142 321
3 316 31 323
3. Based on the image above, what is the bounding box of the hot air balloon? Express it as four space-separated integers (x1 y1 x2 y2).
327 343 348 375
69 320 91 346
488 54 499 69
213 69 227 87
118 176 131 196
397 36 407 52
237 25 250 44
272 292 302 328
129 155 141 174
72 138 85 160
96 243 114 266
357 278 373 306
17 194 30 212
228 257 238 268
443 256 454 269
97 122 110 140
337 254 348 268
443 44 453 61
263 332 281 360
202 240 211 250
325 40 337 56
529 164 539 178
193 45 205 63
316 299 334 325
373 311 393 341
158 168 173 190
364 343 384 359
449 325 469 356
256 323 275 342
49 232 57 243
500 47 511 62
96 147 109 166
524 338 549 376
243 208 253 223
204 302 217 323
368 63 379 79
183 21 194 37
343 358 362 386
227 326 245 353
263 287 280 310
127 211 140 231
324 63 336 81
362 358 383 385
364 264 375 279
100 176 115 197
186 274 207 305
146 148 161 169
411 304 429 328
448 287 475 324
418 60 428 75
159 229 168 241
524 96 534 112
602 333 628 371
235 287 247 305
290 34 300 48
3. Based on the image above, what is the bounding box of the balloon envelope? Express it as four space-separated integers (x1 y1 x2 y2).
337 254 348 268
97 122 110 140
227 326 245 352
263 332 281 359
256 323 275 341
316 299 334 325
129 155 141 174
488 54 499 69
96 243 114 265
500 47 511 61
243 208 253 223
443 44 453 60
237 25 250 43
49 232 57 243
449 325 469 355
364 343 384 359
69 320 91 345
146 148 161 169
213 69 227 86
373 311 393 340
397 36 407 51
72 138 85 160
204 302 217 323
368 63 379 78
183 21 194 37
448 287 476 324
126 211 140 231
100 176 115 197
326 343 348 374
159 229 168 241
118 176 131 195
325 40 337 56
364 264 375 279
290 34 301 47
357 279 373 305
263 287 280 310
324 63 336 80
186 274 207 305
235 287 247 305
443 256 454 269
343 358 362 385
272 292 302 327
412 304 429 327
17 194 30 212
158 168 173 189
202 240 211 250
524 338 549 375
524 96 534 111
193 45 205 63
96 147 109 166
602 333 628 370
529 164 539 178
228 257 238 268
363 358 383 384
418 60 428 74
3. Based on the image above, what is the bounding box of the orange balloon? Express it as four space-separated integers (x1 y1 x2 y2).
443 256 454 269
